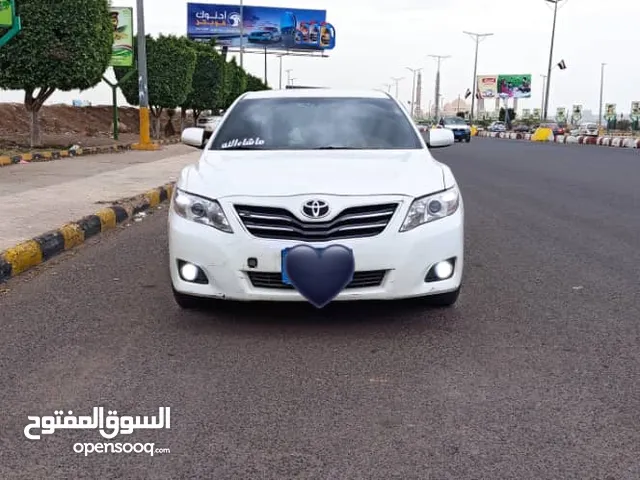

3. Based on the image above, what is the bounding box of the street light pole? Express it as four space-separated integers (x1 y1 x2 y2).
540 74 547 120
133 0 156 149
277 54 283 89
429 55 451 120
463 31 493 122
406 67 422 117
390 77 403 99
239 0 244 68
598 63 606 128
543 0 565 120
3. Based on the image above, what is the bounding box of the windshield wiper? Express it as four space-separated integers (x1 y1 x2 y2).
312 146 361 150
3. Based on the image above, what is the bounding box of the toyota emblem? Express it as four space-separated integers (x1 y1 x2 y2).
301 199 330 219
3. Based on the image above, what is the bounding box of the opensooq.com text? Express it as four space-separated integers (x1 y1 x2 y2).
73 442 170 456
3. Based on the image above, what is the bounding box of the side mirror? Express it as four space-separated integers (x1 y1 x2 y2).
181 127 205 149
427 128 454 148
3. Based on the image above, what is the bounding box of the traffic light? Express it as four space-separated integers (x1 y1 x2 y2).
557 59 567 70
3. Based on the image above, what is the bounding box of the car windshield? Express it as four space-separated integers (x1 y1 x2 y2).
209 96 423 150
444 117 466 124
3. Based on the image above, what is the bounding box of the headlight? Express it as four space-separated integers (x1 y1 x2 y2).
172 188 233 233
400 186 460 232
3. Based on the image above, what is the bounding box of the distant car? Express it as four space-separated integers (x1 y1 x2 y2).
196 116 223 138
578 122 599 136
248 26 282 44
540 122 564 135
512 124 531 133
440 116 471 142
488 121 506 132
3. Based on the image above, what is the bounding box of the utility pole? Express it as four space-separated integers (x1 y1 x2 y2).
463 31 493 122
133 0 156 150
390 77 403 99
598 63 606 128
543 0 566 120
428 55 451 120
406 67 422 117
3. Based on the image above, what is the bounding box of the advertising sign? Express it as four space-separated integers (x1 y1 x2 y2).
187 3 336 51
110 7 134 67
630 101 640 120
604 103 616 121
571 104 582 124
0 0 13 27
497 74 532 98
476 75 498 98
555 107 566 123
533 108 541 119
522 108 531 118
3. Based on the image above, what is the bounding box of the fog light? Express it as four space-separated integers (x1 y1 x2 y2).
180 263 199 281
434 261 454 279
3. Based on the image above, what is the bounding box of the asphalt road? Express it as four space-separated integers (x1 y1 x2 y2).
1 138 639 479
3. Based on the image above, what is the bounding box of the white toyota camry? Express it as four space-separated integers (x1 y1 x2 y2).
169 88 464 309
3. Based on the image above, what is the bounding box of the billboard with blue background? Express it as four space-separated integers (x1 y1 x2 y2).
187 3 335 51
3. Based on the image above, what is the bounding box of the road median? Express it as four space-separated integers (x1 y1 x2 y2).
0 183 175 284
477 130 640 148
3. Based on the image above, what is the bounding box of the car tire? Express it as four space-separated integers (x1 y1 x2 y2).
465 137 471 143
424 287 460 308
172 287 207 310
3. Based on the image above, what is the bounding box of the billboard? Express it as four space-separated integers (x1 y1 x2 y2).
630 101 640 119
110 7 134 67
555 107 566 123
533 108 541 119
0 0 13 28
497 74 532 98
605 103 616 121
522 108 531 118
571 104 582 124
187 3 335 51
476 75 497 99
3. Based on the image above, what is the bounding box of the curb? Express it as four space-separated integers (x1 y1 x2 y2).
0 183 175 284
476 131 640 149
0 138 181 168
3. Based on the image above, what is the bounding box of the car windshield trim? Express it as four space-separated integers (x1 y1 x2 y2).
208 96 424 151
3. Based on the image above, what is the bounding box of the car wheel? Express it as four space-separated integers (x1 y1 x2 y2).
424 287 460 308
465 136 471 143
172 287 208 310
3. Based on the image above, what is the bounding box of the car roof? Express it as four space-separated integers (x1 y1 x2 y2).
241 88 392 100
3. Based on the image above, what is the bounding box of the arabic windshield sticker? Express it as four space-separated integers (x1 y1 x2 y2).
221 138 266 149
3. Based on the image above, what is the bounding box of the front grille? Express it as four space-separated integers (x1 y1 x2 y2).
247 270 387 290
234 203 398 241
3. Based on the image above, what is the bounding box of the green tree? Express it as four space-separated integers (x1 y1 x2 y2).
223 58 247 109
0 0 113 147
245 74 269 92
180 40 225 127
115 35 197 138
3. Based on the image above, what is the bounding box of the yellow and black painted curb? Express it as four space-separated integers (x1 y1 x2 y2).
0 138 180 168
0 183 175 284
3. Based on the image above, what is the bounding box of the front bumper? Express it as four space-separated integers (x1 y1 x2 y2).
168 195 464 302
450 129 471 140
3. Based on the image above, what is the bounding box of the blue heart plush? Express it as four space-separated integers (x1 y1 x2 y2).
284 244 355 308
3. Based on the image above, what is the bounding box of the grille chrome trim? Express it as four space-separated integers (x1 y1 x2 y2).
247 270 387 290
234 203 398 241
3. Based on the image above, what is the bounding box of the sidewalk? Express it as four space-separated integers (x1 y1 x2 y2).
0 144 198 251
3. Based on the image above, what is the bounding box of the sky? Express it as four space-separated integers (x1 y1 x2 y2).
1 0 638 114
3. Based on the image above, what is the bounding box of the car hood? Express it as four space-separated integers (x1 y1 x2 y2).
180 150 446 198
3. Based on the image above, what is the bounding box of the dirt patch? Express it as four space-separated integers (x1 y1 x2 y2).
0 103 196 155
